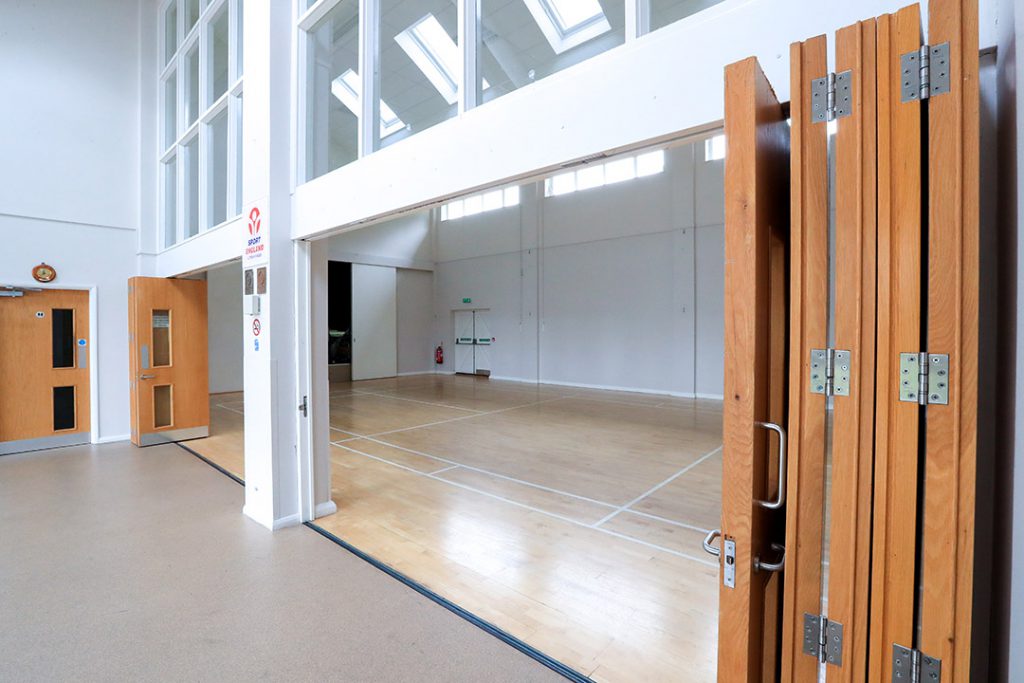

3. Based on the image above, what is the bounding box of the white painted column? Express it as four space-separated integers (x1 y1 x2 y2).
239 0 301 530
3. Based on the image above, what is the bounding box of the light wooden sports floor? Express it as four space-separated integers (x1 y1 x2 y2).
192 374 724 682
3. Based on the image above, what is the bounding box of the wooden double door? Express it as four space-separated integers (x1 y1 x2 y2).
0 288 91 455
715 1 978 680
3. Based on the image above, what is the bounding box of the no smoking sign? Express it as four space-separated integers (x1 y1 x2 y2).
252 318 262 336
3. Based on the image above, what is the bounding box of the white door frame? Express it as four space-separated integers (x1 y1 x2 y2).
293 240 335 522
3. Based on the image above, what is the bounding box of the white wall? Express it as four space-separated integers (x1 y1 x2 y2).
327 212 433 270
0 0 141 443
432 142 725 398
0 0 141 231
206 260 244 394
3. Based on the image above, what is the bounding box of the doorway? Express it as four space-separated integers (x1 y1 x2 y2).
0 287 91 455
453 309 491 376
308 136 727 680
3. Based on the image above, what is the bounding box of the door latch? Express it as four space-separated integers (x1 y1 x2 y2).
299 395 308 418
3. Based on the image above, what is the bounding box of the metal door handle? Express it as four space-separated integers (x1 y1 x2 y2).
754 421 787 509
139 374 156 380
754 542 786 573
702 529 722 557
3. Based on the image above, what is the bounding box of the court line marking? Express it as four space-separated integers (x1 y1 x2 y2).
215 403 246 416
330 432 621 511
333 442 718 568
345 389 486 414
592 446 723 528
331 394 577 441
330 426 363 439
623 509 713 534
429 464 461 475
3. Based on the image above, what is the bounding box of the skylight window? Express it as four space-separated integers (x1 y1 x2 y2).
440 185 521 221
331 69 406 138
544 150 667 197
395 14 490 106
522 0 611 55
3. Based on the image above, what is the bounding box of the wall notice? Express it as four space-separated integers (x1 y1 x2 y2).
243 201 269 266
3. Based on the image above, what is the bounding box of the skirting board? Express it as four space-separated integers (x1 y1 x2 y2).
490 375 725 401
94 434 131 444
370 370 726 401
315 500 338 518
243 506 302 531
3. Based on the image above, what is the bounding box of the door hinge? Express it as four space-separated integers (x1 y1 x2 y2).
898 353 950 405
299 395 308 418
893 644 941 682
811 70 853 123
810 348 851 396
901 43 951 102
803 613 844 666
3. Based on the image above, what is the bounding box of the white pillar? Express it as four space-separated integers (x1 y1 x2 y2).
239 0 301 530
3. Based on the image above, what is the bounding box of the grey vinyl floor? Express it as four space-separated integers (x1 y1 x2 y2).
0 441 562 682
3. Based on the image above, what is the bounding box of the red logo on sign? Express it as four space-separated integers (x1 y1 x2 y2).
248 207 262 235
252 319 261 336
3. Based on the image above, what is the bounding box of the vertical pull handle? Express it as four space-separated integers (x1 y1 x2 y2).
754 421 787 509
702 529 722 557
754 542 786 573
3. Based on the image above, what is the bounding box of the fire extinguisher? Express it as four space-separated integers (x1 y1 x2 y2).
435 345 444 365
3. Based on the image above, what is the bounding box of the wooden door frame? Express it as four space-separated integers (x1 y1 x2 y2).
0 281 99 448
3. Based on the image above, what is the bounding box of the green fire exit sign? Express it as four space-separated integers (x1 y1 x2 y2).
462 298 472 304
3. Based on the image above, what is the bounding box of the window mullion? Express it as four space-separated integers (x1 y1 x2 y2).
457 0 480 112
198 17 209 232
625 0 650 40
359 0 380 155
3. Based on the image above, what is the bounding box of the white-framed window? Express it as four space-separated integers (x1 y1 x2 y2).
160 0 244 250
544 150 666 197
440 186 520 222
704 134 726 162
297 0 727 184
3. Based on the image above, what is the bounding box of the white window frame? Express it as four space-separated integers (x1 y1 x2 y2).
159 0 245 252
294 0 726 187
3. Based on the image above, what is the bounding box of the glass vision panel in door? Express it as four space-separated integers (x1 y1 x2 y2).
152 310 172 367
154 385 173 428
53 386 76 431
52 309 75 368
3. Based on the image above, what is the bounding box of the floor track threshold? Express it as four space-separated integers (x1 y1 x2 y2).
175 442 245 486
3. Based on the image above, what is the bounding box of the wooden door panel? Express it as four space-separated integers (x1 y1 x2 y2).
720 55 789 683
921 0 979 678
869 5 924 679
826 18 877 683
780 34 829 683
0 289 90 452
129 277 209 446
